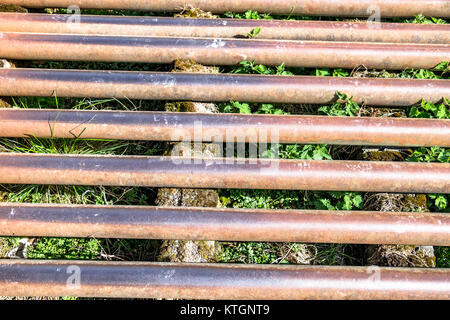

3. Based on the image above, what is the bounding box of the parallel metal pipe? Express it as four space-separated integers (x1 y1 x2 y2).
1 32 449 70
1 13 449 44
0 153 449 193
1 260 449 299
1 109 449 147
2 0 449 17
0 69 448 106
1 203 450 245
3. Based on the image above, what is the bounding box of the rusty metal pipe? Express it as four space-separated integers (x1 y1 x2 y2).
0 153 449 193
1 32 449 70
1 13 449 44
1 109 449 147
0 69 448 106
1 260 449 299
1 203 450 245
2 1 449 17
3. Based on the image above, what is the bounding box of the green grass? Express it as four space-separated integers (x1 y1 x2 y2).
1 8 449 274
223 9 449 24
27 238 102 260
0 95 164 263
217 60 449 266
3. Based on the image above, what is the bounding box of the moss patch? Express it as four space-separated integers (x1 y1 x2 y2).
0 99 11 109
174 6 218 19
172 59 220 73
0 190 8 202
158 240 221 263
363 149 411 162
366 245 436 267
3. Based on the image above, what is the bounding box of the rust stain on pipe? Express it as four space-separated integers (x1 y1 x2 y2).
0 260 449 299
0 68 448 106
1 203 450 246
0 153 448 193
1 32 449 70
1 13 449 44
0 109 449 147
2 1 449 17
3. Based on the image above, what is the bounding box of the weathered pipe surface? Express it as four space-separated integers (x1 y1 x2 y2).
0 153 449 193
2 0 449 17
1 203 450 246
0 69 448 106
1 109 449 147
1 32 449 70
1 13 449 44
0 260 449 299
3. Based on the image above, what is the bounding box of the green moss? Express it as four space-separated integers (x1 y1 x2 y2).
0 99 11 109
402 194 428 212
0 4 27 13
174 6 218 19
0 190 8 202
197 240 222 262
364 150 410 162
27 238 101 260
165 101 199 112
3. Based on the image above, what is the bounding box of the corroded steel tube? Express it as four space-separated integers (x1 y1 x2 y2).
2 0 449 17
1 109 449 147
1 203 450 245
1 32 449 70
0 153 449 193
0 69 448 106
1 13 449 44
0 260 449 299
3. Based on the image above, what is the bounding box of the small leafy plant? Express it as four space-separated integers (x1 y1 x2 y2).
318 92 360 117
247 27 261 38
224 10 273 20
407 98 450 119
231 60 293 75
409 14 447 24
407 147 450 163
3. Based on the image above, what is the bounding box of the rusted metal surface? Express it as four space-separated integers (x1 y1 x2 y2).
0 153 449 193
1 13 449 44
1 109 449 147
2 0 449 17
1 32 449 70
1 260 449 299
1 203 450 245
0 69 448 106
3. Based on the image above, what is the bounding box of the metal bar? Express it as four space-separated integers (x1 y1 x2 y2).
1 260 449 299
1 33 449 70
1 203 449 245
2 0 449 17
1 109 449 147
1 13 449 44
0 153 449 193
0 69 448 106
